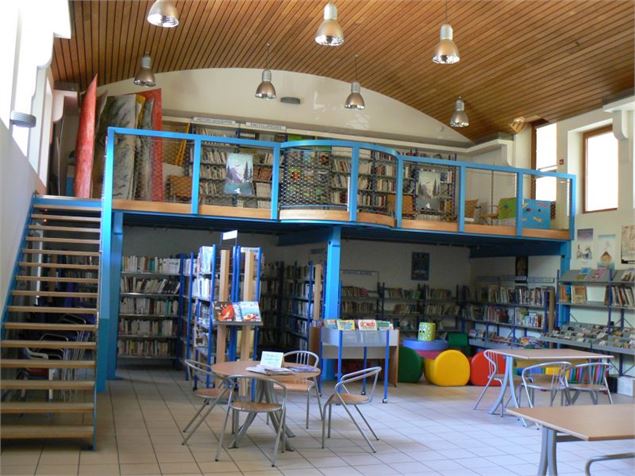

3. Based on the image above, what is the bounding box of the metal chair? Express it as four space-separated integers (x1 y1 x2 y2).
473 349 524 415
282 350 323 428
215 374 287 467
521 361 572 408
181 359 230 445
321 366 382 453
568 362 613 405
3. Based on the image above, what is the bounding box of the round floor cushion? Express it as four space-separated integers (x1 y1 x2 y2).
398 346 424 383
423 349 470 386
470 351 505 386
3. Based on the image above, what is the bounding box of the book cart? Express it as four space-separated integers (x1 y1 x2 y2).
320 327 399 403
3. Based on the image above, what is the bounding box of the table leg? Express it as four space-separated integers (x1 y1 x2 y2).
546 428 558 476
538 426 549 476
489 356 512 415
506 356 520 410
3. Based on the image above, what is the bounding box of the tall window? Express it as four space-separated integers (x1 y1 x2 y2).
583 126 618 212
533 123 557 201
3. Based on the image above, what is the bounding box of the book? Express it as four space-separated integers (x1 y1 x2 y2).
572 286 587 304
246 365 292 375
357 319 377 331
559 285 571 303
336 319 355 331
238 301 261 322
323 319 338 329
587 268 609 282
214 301 236 322
376 320 393 330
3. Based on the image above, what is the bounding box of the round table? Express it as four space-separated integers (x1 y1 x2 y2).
211 360 321 450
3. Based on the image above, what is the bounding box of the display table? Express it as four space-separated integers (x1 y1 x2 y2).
507 404 635 476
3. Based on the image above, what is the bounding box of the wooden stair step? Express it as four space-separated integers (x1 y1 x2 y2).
0 424 94 440
0 359 95 369
3 322 97 332
16 276 98 284
1 340 96 350
29 225 101 234
33 203 101 213
31 214 100 223
26 237 100 245
8 306 97 314
19 262 99 270
22 249 100 257
0 379 95 390
12 290 98 298
1 402 94 414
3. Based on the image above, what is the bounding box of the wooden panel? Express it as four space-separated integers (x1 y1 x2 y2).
522 228 570 240
0 359 96 369
3 322 97 332
357 212 395 227
8 306 97 314
279 209 350 222
0 340 96 350
52 0 634 141
464 224 516 236
402 220 459 232
31 214 101 223
1 402 94 414
198 204 270 219
12 290 98 298
0 425 94 440
0 380 95 390
112 199 191 214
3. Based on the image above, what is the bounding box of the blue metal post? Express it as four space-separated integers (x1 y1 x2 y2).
395 158 404 228
337 330 343 383
349 146 360 221
516 172 524 237
96 128 115 393
457 165 466 232
206 246 217 387
191 138 201 214
184 252 195 380
228 245 241 361
568 177 576 241
383 330 390 402
271 145 281 220
322 227 342 382
558 241 572 327
106 212 123 380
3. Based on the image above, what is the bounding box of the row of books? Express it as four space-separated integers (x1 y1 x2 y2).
387 303 418 315
358 193 387 208
283 299 311 316
561 268 635 283
197 164 226 179
120 277 180 294
192 277 214 301
479 285 548 306
323 319 393 331
606 285 635 307
122 256 182 274
341 301 376 315
120 297 180 315
284 265 313 280
254 166 272 181
119 319 175 337
424 303 460 318
118 340 174 357
544 324 634 350
196 246 215 274
283 281 312 298
341 286 375 298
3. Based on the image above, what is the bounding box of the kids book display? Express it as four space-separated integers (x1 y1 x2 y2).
214 301 262 323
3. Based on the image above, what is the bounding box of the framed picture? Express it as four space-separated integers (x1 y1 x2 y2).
515 256 528 282
224 152 254 196
411 252 430 281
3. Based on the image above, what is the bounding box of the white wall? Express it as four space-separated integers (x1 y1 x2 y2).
100 68 471 145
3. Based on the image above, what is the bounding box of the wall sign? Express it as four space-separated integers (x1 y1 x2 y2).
411 252 430 281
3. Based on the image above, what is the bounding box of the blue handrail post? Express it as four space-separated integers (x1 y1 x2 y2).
271 144 281 220
568 177 576 240
383 329 390 402
457 165 467 232
395 158 404 228
323 227 342 383
516 172 524 237
191 138 202 214
349 146 360 222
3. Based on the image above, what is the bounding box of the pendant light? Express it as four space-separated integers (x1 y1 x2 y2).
255 43 276 100
433 0 460 64
147 0 179 28
344 55 365 110
450 97 469 128
315 1 344 46
133 54 156 87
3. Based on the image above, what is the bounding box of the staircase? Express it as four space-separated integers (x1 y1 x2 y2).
1 197 101 447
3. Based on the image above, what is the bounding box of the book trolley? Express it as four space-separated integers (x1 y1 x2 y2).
320 327 399 403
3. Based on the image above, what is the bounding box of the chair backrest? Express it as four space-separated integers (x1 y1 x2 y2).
184 359 216 384
483 349 499 378
521 361 572 388
572 362 611 386
225 374 287 410
335 366 382 404
284 350 319 368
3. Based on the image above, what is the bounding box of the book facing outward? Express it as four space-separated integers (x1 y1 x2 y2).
247 351 292 375
214 302 236 322
357 319 377 331
572 286 587 304
213 301 262 323
336 319 356 331
238 301 261 322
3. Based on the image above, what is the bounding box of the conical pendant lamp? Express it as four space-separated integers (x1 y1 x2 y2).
315 1 344 46
344 55 365 110
433 0 460 64
147 0 179 28
133 54 156 87
450 97 469 128
255 43 276 100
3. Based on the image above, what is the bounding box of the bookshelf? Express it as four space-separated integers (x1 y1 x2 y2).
462 277 555 349
340 285 380 320
378 285 422 336
552 268 634 375
260 261 284 350
118 256 187 361
282 262 322 351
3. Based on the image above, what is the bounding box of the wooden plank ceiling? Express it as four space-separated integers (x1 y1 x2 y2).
52 0 634 141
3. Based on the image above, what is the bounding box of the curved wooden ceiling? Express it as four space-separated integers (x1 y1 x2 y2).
52 0 634 141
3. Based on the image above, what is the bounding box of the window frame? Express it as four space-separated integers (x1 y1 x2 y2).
582 125 617 214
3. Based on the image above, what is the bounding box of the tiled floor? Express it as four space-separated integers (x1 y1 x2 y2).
2 367 634 476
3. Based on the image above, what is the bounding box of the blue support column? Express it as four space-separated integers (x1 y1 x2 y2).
457 165 466 232
106 212 123 380
349 147 360 221
323 227 342 382
271 145 281 220
395 158 404 228
558 241 572 327
516 172 524 237
191 138 201 214
568 177 576 240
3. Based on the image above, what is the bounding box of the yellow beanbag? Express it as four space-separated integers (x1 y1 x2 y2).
424 349 470 386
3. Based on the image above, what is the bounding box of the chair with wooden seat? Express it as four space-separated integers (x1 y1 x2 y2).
521 361 572 408
181 359 230 445
322 366 382 453
568 362 613 405
282 350 322 428
215 375 287 467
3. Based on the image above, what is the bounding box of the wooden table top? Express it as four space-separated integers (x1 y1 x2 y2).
490 348 614 361
507 404 635 441
211 360 321 380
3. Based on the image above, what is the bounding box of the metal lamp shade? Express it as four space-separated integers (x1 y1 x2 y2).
450 98 469 128
255 70 276 99
344 81 365 110
315 3 344 46
147 0 179 28
433 24 460 64
133 55 156 87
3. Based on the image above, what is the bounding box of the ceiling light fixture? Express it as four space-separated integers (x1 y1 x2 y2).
147 0 179 28
433 0 460 64
255 43 277 100
344 55 365 110
450 97 469 128
133 54 156 87
315 1 344 46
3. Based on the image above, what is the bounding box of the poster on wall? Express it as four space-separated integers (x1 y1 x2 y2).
575 228 594 268
515 256 528 283
411 252 430 281
622 225 635 263
415 170 441 212
597 234 617 269
224 153 254 196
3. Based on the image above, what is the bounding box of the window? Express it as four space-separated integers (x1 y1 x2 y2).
583 126 618 212
533 123 557 202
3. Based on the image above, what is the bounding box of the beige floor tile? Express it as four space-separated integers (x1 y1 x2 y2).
1 452 41 466
78 463 120 475
118 452 157 464
35 464 79 475
78 450 118 465
196 461 239 473
38 451 80 466
0 465 38 476
119 463 161 475
155 452 196 463
158 462 202 474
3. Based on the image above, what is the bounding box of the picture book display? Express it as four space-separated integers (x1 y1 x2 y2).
357 319 378 331
213 301 262 323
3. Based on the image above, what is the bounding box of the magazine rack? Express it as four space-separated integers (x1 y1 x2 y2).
320 328 399 402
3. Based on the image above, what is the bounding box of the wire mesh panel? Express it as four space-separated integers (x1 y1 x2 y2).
465 169 518 227
402 160 458 222
279 147 350 210
358 149 397 217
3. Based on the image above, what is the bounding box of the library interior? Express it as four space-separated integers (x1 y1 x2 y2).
1 1 635 476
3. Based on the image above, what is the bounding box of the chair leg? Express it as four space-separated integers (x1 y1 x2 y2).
183 400 208 433
321 404 329 449
215 404 232 462
183 399 218 445
607 389 613 404
327 404 333 438
354 405 379 441
271 408 285 467
473 377 493 410
340 402 376 453
305 391 310 429
314 384 323 420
